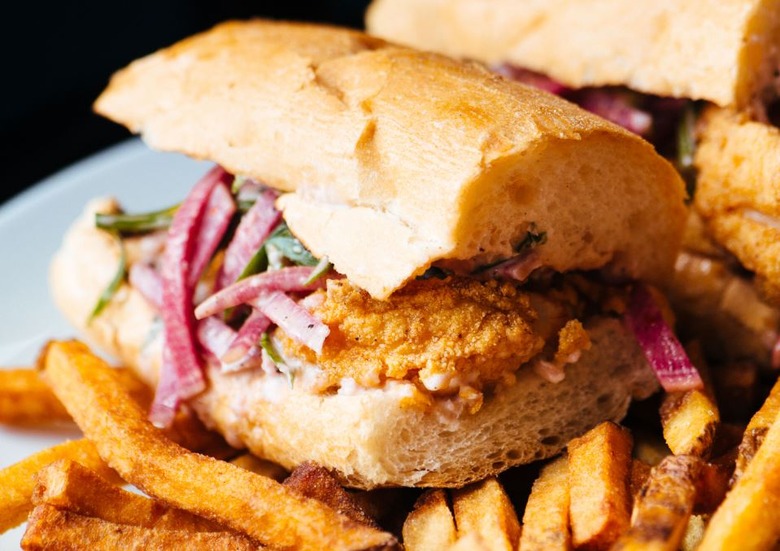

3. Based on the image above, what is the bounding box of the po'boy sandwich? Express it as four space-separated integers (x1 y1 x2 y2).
367 0 780 369
51 20 689 489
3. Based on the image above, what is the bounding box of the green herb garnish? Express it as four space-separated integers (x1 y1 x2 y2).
303 256 333 285
231 175 248 195
260 332 295 388
265 224 319 266
96 204 178 235
676 103 699 198
88 232 127 323
236 222 319 282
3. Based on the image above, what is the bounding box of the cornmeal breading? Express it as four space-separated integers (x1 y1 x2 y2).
279 277 581 392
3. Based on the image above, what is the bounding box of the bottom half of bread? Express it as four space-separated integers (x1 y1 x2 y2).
50 200 659 488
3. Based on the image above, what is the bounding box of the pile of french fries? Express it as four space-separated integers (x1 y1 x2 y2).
2 339 780 550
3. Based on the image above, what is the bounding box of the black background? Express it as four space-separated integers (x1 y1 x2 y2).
0 1 371 206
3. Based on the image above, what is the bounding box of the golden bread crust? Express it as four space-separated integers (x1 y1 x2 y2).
367 0 780 108
94 19 686 298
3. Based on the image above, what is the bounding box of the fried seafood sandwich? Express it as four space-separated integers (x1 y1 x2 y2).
51 20 689 488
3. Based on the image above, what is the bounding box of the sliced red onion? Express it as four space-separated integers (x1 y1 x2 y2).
195 266 325 320
624 285 703 393
128 263 163 310
494 64 570 95
151 166 229 424
197 315 238 360
221 310 271 367
217 188 280 289
253 291 330 354
188 181 236 287
577 90 653 136
484 251 543 282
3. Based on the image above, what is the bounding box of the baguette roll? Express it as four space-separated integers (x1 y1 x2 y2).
367 0 780 109
94 20 685 299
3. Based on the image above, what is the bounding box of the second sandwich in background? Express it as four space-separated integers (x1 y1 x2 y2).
367 0 780 371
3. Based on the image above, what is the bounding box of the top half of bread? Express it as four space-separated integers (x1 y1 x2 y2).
94 19 686 299
367 0 780 109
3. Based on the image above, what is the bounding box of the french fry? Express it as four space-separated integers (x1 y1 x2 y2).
21 504 257 551
0 368 70 423
0 439 119 534
732 377 780 484
284 462 378 528
630 459 652 500
698 392 780 550
0 367 150 425
660 345 719 457
568 421 633 550
660 389 719 457
448 532 492 551
612 455 703 551
451 477 521 551
519 455 570 551
402 489 457 551
40 340 398 551
32 459 224 533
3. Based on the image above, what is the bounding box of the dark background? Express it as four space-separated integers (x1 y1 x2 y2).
0 1 372 206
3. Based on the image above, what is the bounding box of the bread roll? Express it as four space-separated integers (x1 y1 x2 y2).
50 200 659 488
366 0 780 109
94 20 686 299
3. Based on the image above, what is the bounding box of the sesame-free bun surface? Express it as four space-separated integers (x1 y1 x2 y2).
50 200 658 488
367 0 780 109
694 107 780 305
94 19 686 299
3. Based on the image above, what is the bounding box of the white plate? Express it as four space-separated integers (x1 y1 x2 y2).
0 139 208 548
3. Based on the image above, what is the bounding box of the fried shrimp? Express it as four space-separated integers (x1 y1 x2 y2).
280 277 580 394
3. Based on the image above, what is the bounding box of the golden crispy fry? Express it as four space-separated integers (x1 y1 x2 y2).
699 393 780 551
20 504 257 551
660 390 719 457
0 439 119 534
733 377 780 483
40 340 398 551
33 459 223 533
612 455 703 551
0 368 69 423
519 455 570 551
0 367 150 425
660 345 719 457
230 453 288 481
630 459 652 500
284 462 378 528
448 532 493 550
568 421 633 550
402 489 457 551
451 477 521 551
